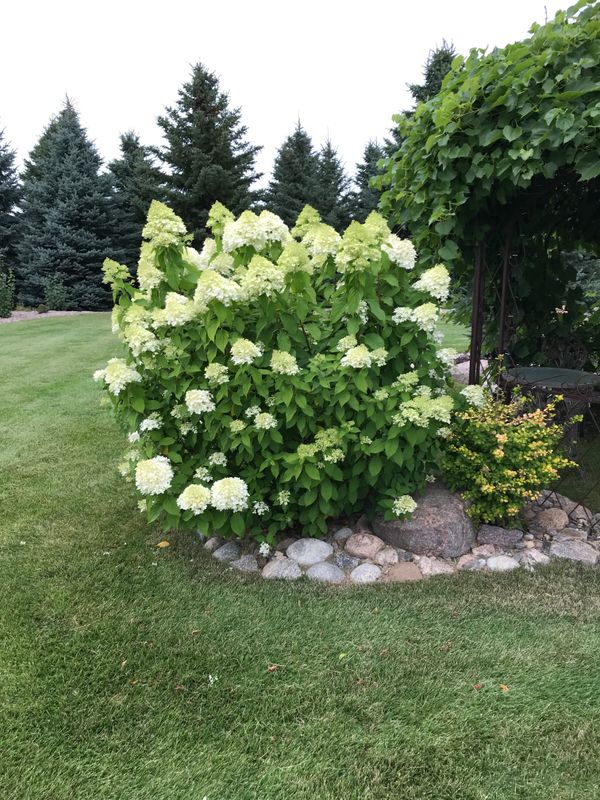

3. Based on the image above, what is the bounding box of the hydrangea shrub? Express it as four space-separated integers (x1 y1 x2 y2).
96 200 459 542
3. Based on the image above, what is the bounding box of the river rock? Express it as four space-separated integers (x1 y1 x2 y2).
415 556 455 577
456 554 486 571
487 555 520 572
212 541 241 562
477 525 523 547
345 532 385 560
374 546 399 567
334 552 361 571
262 557 302 580
230 554 259 573
517 549 550 570
204 536 223 553
350 563 382 583
286 538 333 566
373 484 475 558
472 544 495 558
306 562 346 584
383 562 423 582
333 526 354 542
530 508 569 535
550 539 599 565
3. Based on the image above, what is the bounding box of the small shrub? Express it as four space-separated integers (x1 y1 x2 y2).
43 272 69 310
443 392 576 524
96 201 458 543
0 269 16 318
36 304 49 314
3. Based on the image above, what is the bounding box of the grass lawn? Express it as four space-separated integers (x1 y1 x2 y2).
2 313 600 800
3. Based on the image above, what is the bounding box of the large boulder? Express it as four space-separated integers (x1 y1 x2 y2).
372 484 475 558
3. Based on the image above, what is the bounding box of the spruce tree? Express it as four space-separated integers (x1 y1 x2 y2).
17 100 113 309
0 128 21 269
350 140 385 222
108 131 165 268
265 123 320 227
313 140 352 231
156 63 261 243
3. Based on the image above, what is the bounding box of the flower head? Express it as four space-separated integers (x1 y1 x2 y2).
123 324 159 357
210 477 250 511
208 451 227 467
194 270 241 310
336 335 357 352
412 264 451 302
206 201 235 237
142 201 187 248
163 292 197 326
340 344 371 369
392 495 417 516
270 350 300 375
177 484 211 514
382 235 416 270
204 363 229 385
238 255 285 300
101 358 142 395
460 384 486 408
135 456 173 495
254 412 277 430
137 242 163 292
185 389 215 414
230 338 263 366
277 241 313 274
253 500 269 516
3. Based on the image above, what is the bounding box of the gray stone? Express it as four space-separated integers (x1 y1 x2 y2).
374 546 399 567
416 556 455 577
334 552 361 571
350 563 382 584
516 549 550 570
204 536 223 553
524 533 535 541
212 541 241 562
383 562 423 582
472 544 495 558
487 555 520 572
195 531 208 544
456 554 486 571
306 562 346 584
530 507 569 535
373 484 475 558
550 539 599 566
262 557 302 580
552 528 588 542
230 554 259 573
477 525 523 547
333 526 354 542
345 532 385 560
286 538 333 566
276 536 298 552
354 515 372 534
396 548 413 562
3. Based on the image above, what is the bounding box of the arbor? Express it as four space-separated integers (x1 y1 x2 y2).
156 63 261 243
17 101 113 309
313 140 352 231
264 123 320 227
350 140 385 222
108 132 165 268
0 128 21 269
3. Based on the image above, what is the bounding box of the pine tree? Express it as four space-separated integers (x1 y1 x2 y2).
108 131 165 268
17 100 113 309
0 128 21 269
156 63 261 243
265 123 320 227
313 140 352 231
350 140 385 222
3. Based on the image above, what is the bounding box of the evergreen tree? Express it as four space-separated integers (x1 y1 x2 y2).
108 131 165 268
313 140 352 231
156 63 261 243
350 140 385 222
0 128 21 269
265 123 320 227
17 100 113 309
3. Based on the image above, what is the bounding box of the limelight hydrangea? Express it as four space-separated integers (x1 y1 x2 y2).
245 405 262 418
206 201 235 237
276 490 291 507
194 270 242 310
412 264 451 302
323 448 344 463
194 466 212 482
253 500 269 515
211 252 234 276
128 431 140 443
177 484 211 514
183 246 207 270
257 210 290 245
223 210 288 253
336 335 357 352
208 451 227 467
204 363 229 385
163 292 197 326
139 414 161 432
392 306 414 325
270 350 300 375
238 255 285 300
412 303 439 333
229 420 247 433
135 456 173 495
230 338 263 365
371 348 388 367
341 344 372 368
392 495 417 516
137 243 163 292
185 389 216 414
460 384 486 408
374 388 389 401
336 218 385 273
123 324 160 357
394 371 420 391
142 201 187 248
98 358 142 395
254 412 277 430
210 477 250 511
382 234 417 270
437 348 458 368
277 241 313 274
393 394 453 428
301 223 341 266
291 205 322 238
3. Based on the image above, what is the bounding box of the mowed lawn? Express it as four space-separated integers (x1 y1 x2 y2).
2 314 600 800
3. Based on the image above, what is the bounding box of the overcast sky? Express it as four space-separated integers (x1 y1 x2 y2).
2 0 565 182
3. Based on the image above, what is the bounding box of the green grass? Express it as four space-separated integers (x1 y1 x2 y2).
437 319 470 351
1 313 600 800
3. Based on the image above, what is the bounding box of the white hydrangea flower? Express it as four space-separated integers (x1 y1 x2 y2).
460 384 486 408
437 348 458 368
93 369 106 383
360 434 373 445
371 348 388 367
194 466 212 482
123 302 152 329
185 389 216 414
187 240 215 270
301 223 341 264
210 477 250 511
208 451 227 467
277 241 313 274
128 431 140 444
245 405 262 418
142 201 187 248
222 210 265 252
437 427 451 439
374 388 389 401
412 303 439 333
139 414 161 432
137 499 147 513
253 500 269 515
394 372 420 391
258 541 271 556
412 264 451 302
194 270 241 310
341 344 372 369
257 210 291 245
101 358 142 395
123 324 160 357
323 448 344 463
382 235 416 270
163 292 197 326
137 242 163 292
135 456 173 495
238 255 285 300
229 419 247 433
392 495 417 516
270 350 300 375
254 412 277 430
211 251 234 276
357 300 369 324
336 335 357 352
204 363 229 385
230 338 263 366
276 490 291 507
150 307 169 328
392 306 414 324
177 484 211 514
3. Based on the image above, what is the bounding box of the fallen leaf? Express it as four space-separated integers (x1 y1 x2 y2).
338 652 348 660
129 679 138 686
500 684 510 694
441 640 452 652
175 684 185 691
356 678 365 685
473 683 482 691
121 659 128 669
191 629 200 636
157 540 170 548
267 663 281 673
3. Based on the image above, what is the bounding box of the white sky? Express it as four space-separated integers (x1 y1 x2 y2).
2 0 565 183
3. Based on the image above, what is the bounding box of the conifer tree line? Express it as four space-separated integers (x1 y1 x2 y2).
0 45 454 311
